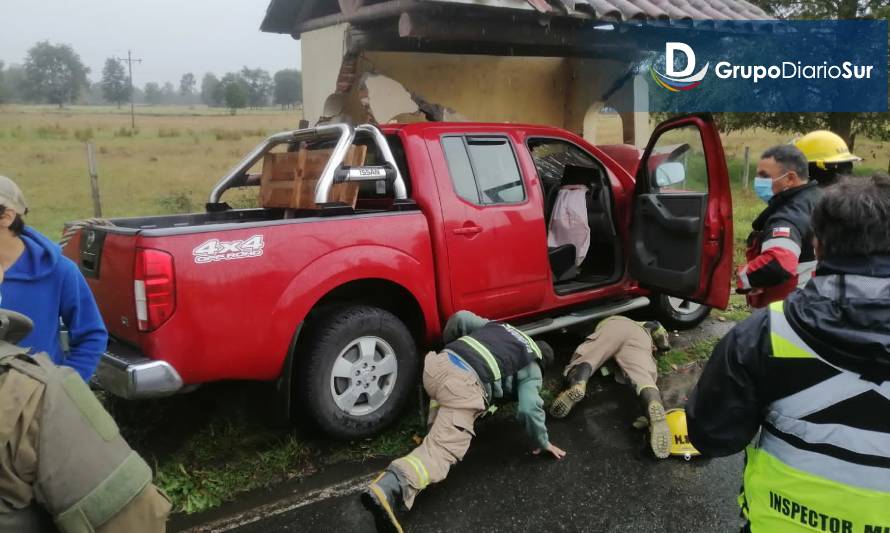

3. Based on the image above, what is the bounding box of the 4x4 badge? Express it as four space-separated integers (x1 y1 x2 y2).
192 235 265 264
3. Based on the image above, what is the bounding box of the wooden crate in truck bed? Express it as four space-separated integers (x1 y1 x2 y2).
259 145 367 209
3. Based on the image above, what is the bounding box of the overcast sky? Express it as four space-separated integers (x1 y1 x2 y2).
0 0 303 86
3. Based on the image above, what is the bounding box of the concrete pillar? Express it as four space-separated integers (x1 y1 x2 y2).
300 24 350 125
613 74 650 147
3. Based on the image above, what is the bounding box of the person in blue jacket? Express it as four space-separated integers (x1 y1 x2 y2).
0 176 107 381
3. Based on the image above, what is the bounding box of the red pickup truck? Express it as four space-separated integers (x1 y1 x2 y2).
62 114 733 438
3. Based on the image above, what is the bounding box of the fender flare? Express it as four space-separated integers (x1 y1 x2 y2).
264 244 439 377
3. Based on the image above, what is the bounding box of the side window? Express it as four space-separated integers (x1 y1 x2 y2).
646 126 708 194
442 135 525 205
465 137 525 204
442 137 479 203
527 139 598 191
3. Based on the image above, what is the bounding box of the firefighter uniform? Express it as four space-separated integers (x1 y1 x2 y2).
550 316 673 458
0 310 171 532
560 316 669 395
737 181 821 308
391 313 546 507
362 311 555 532
688 256 890 532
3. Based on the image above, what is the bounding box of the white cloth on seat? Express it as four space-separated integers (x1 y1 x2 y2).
547 185 590 267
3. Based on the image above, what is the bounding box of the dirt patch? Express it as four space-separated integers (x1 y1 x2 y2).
668 316 735 351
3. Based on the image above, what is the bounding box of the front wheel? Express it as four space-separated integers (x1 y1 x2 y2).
651 294 711 330
298 305 419 439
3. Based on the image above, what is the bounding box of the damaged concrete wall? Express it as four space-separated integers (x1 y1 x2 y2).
299 25 651 146
363 52 570 126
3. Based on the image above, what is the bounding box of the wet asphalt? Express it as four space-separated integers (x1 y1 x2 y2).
226 318 745 533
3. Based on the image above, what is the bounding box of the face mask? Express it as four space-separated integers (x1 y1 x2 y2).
753 172 789 203
753 177 774 202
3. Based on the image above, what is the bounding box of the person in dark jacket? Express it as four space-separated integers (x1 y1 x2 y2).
361 310 565 533
687 175 890 532
0 176 107 381
737 145 822 308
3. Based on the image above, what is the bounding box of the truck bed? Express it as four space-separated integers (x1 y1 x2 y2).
91 200 418 234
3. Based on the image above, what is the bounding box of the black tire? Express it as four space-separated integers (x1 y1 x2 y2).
298 305 419 439
650 294 711 330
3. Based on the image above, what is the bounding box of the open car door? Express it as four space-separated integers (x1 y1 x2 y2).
629 113 733 309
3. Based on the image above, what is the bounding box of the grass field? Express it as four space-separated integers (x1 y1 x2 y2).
0 104 881 514
0 104 303 239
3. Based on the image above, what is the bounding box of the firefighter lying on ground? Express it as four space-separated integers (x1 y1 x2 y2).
549 316 673 458
737 144 821 308
0 308 171 532
361 310 565 533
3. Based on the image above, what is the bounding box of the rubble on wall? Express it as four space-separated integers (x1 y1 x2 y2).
317 67 465 125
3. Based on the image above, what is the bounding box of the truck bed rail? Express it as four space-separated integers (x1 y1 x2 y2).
208 123 408 205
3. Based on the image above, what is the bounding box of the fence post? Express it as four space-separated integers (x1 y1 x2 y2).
86 142 102 217
742 146 750 189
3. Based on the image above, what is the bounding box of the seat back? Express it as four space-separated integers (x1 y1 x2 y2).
547 164 608 266
560 165 616 244
547 185 590 266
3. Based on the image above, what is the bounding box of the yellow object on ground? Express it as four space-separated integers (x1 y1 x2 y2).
666 408 701 460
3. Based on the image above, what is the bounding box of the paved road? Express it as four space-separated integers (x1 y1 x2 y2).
230 377 745 532
174 318 743 533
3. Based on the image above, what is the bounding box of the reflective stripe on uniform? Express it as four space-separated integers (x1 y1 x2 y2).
770 371 890 420
747 300 890 512
796 260 817 288
402 455 430 489
457 337 501 382
757 430 890 493
744 442 890 532
761 237 802 257
768 302 815 359
766 410 890 459
503 324 542 359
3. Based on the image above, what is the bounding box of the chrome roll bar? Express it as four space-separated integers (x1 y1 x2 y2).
208 123 408 206
354 124 407 200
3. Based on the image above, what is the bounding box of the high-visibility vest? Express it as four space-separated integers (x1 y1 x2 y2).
445 322 542 383
741 301 890 532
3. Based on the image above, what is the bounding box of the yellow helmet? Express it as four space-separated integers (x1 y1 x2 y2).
792 130 861 170
666 408 701 460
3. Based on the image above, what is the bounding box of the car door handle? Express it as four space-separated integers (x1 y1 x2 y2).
453 225 483 236
639 197 699 234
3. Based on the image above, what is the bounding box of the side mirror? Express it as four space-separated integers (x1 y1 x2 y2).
655 162 686 187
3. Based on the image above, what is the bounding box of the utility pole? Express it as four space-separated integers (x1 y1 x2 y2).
116 50 142 129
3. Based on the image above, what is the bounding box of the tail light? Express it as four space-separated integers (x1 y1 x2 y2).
134 248 176 331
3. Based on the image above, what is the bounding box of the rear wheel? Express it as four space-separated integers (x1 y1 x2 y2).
651 294 711 330
298 305 418 439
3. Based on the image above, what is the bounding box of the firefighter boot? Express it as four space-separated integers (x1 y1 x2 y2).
640 387 670 459
550 363 594 418
361 470 405 533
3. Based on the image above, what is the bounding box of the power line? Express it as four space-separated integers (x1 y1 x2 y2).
115 50 142 129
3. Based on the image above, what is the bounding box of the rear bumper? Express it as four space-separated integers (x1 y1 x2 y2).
94 341 183 399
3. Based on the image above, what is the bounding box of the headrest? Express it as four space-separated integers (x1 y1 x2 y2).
561 165 600 187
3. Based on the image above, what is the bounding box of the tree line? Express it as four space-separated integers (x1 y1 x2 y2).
0 41 302 113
